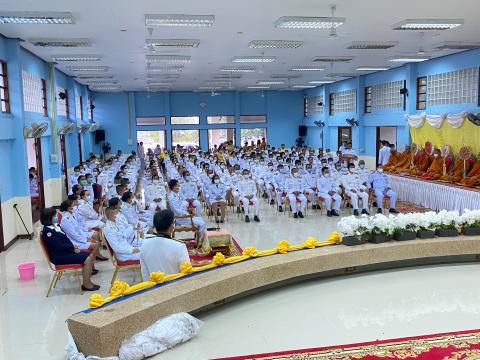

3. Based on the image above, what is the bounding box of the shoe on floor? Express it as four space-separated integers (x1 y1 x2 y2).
293 213 298 219
220 219 224 223
278 206 283 213
82 284 100 292
332 210 340 217
361 209 370 215
270 199 274 205
377 208 383 214
236 207 241 214
215 219 220 224
298 212 304 218
389 208 399 214
254 215 260 222
245 215 250 223
353 210 359 216
327 210 332 217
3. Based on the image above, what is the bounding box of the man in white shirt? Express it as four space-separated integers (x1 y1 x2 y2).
104 206 141 262
238 169 260 223
140 209 190 281
285 168 307 219
341 163 370 216
378 141 391 166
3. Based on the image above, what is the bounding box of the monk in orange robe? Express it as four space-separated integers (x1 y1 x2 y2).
459 158 480 186
384 148 405 172
420 149 444 180
439 158 470 182
394 148 414 174
408 150 433 176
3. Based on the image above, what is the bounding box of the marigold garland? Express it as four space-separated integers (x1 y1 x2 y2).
88 232 342 309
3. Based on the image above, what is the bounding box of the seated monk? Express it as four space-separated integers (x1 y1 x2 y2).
459 157 480 187
393 147 414 174
384 147 404 172
409 151 433 176
420 149 444 180
440 157 467 182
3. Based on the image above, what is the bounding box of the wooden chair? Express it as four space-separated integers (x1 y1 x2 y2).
100 230 143 289
39 234 83 297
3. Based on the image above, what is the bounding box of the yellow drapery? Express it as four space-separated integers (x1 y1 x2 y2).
409 120 480 156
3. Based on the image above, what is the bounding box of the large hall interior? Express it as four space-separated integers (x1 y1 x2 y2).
1 1 480 359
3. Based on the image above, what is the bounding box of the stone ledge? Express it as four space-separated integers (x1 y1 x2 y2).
68 237 480 357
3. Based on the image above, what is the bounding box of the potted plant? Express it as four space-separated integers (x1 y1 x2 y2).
434 210 460 237
459 209 480 235
369 214 394 244
416 212 437 239
338 216 370 246
392 213 418 241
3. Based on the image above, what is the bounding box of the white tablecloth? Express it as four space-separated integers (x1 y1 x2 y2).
388 175 480 213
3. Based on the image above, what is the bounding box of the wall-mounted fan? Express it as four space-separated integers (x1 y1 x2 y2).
346 118 359 127
314 120 326 127
23 122 49 138
58 91 67 100
57 122 75 135
89 123 101 132
78 124 91 133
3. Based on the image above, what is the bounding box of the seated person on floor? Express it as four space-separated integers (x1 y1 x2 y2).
421 148 444 180
368 165 398 214
40 208 99 291
409 149 433 176
392 146 414 174
140 209 190 281
383 145 401 172
459 153 480 186
104 206 141 261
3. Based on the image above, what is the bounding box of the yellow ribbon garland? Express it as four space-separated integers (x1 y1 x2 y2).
88 232 342 308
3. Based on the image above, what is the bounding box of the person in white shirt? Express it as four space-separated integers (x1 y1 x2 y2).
144 173 167 211
378 141 391 166
77 190 105 229
341 163 370 216
238 169 260 223
140 209 191 281
208 174 227 224
302 163 318 207
104 207 141 262
273 164 287 212
285 168 307 219
179 171 201 215
316 166 341 217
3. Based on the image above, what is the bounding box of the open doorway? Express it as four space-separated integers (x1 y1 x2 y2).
376 127 397 164
136 130 166 153
337 126 352 150
59 135 68 196
26 138 45 223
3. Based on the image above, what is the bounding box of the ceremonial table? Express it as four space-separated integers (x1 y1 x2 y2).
388 174 480 213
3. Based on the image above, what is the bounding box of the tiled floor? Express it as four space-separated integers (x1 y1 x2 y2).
1 201 479 360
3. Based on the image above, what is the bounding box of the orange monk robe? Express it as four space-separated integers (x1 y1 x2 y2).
459 160 480 186
439 158 470 182
384 152 402 172
420 156 444 180
409 154 433 176
393 151 414 174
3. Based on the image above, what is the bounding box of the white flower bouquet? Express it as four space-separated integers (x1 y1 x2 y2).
370 214 395 236
338 215 371 237
459 209 480 235
416 211 438 231
434 210 460 230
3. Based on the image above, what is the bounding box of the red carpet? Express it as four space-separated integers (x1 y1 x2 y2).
212 329 480 359
396 200 430 214
184 238 243 266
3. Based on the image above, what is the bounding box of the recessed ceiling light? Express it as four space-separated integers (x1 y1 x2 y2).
232 56 276 63
290 66 325 72
355 66 390 71
145 14 215 27
85 80 119 85
309 80 335 84
146 39 200 49
248 86 270 89
292 85 316 89
67 66 108 72
51 54 101 62
248 40 303 49
312 56 353 62
346 41 399 50
271 74 301 79
198 86 223 90
257 80 285 85
120 29 127 32
327 72 357 78
0 11 74 24
213 73 242 79
147 74 180 79
205 80 231 85
29 38 91 47
146 55 191 64
392 19 463 31
89 85 121 91
220 66 256 73
432 41 480 50
147 82 174 86
274 16 345 29
76 74 115 79
147 66 184 73
388 56 430 62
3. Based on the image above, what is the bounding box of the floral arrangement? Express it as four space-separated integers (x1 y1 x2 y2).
433 210 460 230
416 211 439 231
338 215 371 238
392 213 418 235
459 209 480 228
370 214 395 236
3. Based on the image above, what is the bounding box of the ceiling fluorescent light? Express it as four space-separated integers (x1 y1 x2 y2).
257 80 285 85
85 80 119 85
146 55 191 63
220 66 256 73
205 80 231 85
312 56 353 62
67 66 108 72
145 14 214 27
309 80 335 84
0 11 74 24
147 66 184 73
29 38 91 47
76 75 115 79
198 86 222 90
90 85 121 91
292 85 316 89
232 56 276 63
388 56 430 63
146 39 200 49
213 74 242 79
290 66 325 72
147 74 180 79
274 16 345 29
327 72 357 78
147 82 174 86
392 19 464 31
52 54 101 62
248 40 303 49
346 41 399 50
271 74 301 79
248 86 270 89
433 41 480 50
355 66 390 71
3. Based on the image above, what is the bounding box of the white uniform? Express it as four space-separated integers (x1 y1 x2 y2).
368 171 397 209
60 211 93 250
168 192 206 240
316 176 342 211
77 201 105 229
341 172 369 211
145 181 167 211
302 172 318 203
179 181 202 214
104 220 140 262
285 176 307 214
273 172 287 207
208 182 227 203
238 178 259 216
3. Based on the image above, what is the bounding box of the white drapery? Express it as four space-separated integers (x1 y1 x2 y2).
388 174 480 214
405 111 467 129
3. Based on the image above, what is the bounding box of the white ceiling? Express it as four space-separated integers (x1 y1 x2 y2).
0 0 479 91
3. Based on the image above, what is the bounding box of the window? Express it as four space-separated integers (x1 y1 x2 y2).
329 93 334 116
426 67 479 106
171 116 199 125
22 71 47 114
88 97 93 120
75 96 83 120
171 129 200 148
136 130 166 150
333 89 356 113
416 76 427 110
364 86 372 113
56 86 69 118
136 117 166 125
370 81 403 111
0 61 10 113
208 129 236 149
305 96 323 117
338 127 352 148
240 128 266 145
207 115 235 124
239 115 266 123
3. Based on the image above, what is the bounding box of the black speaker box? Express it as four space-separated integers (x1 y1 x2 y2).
299 125 307 137
94 129 105 144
